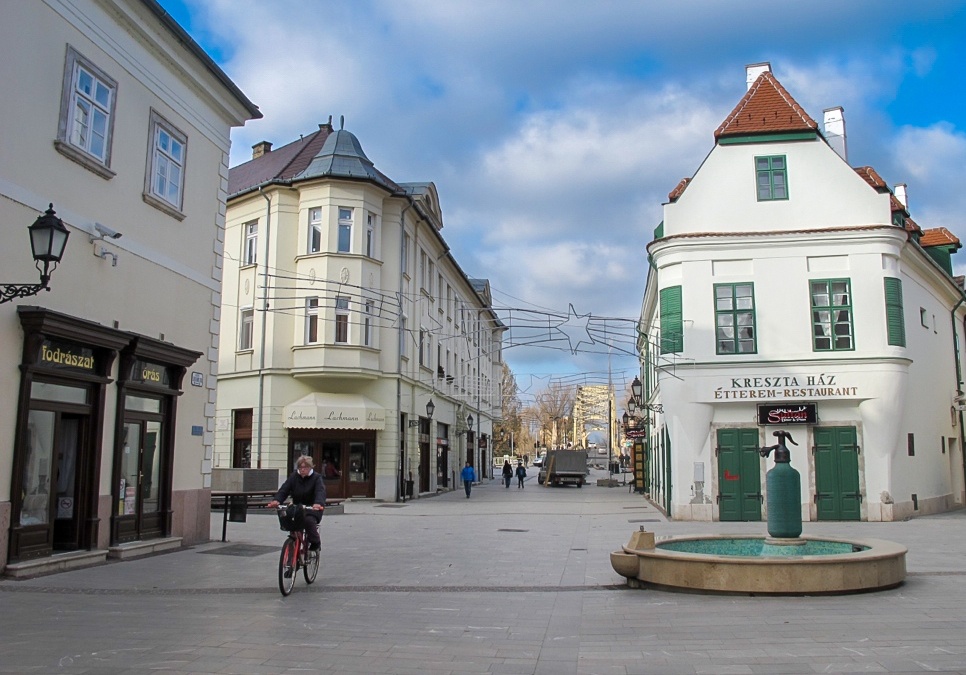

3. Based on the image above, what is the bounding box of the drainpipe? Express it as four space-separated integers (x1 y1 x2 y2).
954 296 966 495
396 201 413 501
255 186 272 468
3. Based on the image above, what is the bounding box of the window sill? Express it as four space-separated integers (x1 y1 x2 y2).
142 192 186 221
54 140 116 179
236 348 254 355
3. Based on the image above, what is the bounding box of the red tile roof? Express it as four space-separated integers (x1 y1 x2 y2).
228 124 334 197
715 72 818 140
921 227 962 248
854 166 889 191
668 177 691 202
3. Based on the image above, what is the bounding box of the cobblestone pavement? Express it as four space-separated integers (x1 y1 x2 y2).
2 467 966 674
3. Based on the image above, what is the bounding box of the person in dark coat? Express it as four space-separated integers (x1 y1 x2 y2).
502 460 513 488
515 461 527 488
267 455 326 550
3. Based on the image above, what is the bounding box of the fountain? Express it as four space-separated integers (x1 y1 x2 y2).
611 430 907 594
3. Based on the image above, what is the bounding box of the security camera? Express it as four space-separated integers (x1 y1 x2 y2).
94 222 122 239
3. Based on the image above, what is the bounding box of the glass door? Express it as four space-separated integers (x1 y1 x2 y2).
115 394 165 543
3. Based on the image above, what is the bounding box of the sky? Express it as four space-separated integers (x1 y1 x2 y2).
159 0 966 407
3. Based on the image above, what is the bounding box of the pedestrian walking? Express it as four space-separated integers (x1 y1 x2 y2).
515 461 527 488
502 460 513 488
461 461 476 498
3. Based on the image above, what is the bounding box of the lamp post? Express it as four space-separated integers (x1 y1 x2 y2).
1 204 70 304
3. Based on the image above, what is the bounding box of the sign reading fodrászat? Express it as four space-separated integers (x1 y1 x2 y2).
712 373 857 401
757 403 817 425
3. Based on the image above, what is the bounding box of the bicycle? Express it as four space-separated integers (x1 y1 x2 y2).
274 504 322 596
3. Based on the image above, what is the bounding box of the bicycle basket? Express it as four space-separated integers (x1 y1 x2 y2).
277 504 306 531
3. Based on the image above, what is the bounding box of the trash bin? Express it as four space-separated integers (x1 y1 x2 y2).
609 461 620 474
228 495 248 523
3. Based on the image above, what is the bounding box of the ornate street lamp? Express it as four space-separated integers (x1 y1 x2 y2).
631 376 643 405
466 414 474 429
426 398 435 420
2 204 70 304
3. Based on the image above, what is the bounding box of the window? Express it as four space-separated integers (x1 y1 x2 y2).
338 208 352 253
366 212 376 257
811 279 854 351
334 296 349 343
144 110 187 216
56 46 117 177
239 309 254 350
364 300 374 346
419 250 427 291
419 329 427 367
715 283 756 354
883 278 905 347
659 286 683 354
755 155 787 201
305 298 320 344
428 261 435 297
243 221 257 265
308 207 322 253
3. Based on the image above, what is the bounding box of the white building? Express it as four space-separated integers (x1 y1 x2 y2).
215 123 504 500
638 63 966 523
0 0 259 575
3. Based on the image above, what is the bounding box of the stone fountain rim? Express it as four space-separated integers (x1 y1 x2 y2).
624 533 906 563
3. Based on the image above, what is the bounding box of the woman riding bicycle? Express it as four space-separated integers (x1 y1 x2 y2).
267 455 326 550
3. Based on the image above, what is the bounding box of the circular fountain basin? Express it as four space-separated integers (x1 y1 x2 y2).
611 534 906 595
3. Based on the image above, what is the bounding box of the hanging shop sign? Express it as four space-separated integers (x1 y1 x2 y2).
757 403 817 425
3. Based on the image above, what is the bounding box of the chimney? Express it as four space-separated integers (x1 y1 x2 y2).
251 141 273 159
745 62 771 90
823 107 848 161
894 183 908 210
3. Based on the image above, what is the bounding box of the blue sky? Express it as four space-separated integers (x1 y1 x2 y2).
160 0 966 405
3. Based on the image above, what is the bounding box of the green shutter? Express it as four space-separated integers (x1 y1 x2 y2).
884 277 905 347
660 286 683 354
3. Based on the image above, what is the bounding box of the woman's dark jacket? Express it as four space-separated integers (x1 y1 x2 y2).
274 470 327 506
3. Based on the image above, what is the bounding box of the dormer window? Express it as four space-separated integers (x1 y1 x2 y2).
756 155 788 201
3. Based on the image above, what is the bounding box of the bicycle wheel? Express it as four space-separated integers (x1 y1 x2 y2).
278 537 297 596
303 546 320 584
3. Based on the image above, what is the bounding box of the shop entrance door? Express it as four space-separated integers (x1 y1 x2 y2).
52 414 86 551
716 429 762 521
116 418 164 542
814 426 861 520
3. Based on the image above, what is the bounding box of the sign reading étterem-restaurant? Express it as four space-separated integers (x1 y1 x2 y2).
711 373 858 401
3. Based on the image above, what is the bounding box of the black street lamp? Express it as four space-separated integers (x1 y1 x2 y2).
426 398 435 420
2 204 70 304
466 414 474 429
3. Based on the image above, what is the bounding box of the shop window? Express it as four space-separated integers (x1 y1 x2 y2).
348 441 368 482
364 300 374 346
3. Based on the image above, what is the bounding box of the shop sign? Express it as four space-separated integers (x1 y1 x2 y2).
626 429 647 439
713 372 857 401
437 438 449 446
479 437 488 448
134 360 170 386
757 403 817 425
40 339 95 371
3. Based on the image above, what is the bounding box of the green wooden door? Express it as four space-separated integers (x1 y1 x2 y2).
717 429 762 521
814 426 861 520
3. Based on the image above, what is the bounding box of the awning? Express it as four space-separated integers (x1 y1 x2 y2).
282 393 386 430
